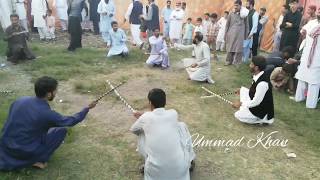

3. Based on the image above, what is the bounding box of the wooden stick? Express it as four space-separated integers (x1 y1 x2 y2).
106 80 136 113
0 90 13 95
201 87 233 105
201 91 235 99
94 82 124 102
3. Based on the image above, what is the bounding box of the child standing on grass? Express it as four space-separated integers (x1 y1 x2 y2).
182 18 194 45
46 9 56 41
194 17 204 37
140 17 148 50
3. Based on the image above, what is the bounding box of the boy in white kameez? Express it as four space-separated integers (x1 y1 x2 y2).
216 11 229 51
131 88 195 180
175 34 215 84
106 21 129 57
182 18 194 45
146 29 170 69
46 10 55 41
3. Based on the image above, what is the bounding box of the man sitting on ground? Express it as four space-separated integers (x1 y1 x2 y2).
131 88 195 179
107 21 129 58
146 28 170 69
174 34 215 84
4 14 35 64
0 76 97 170
232 56 275 125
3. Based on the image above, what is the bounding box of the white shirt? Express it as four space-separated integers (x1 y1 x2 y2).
276 15 284 32
130 108 190 180
242 71 269 108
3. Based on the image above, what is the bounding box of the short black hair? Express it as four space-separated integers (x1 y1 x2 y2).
290 0 298 4
187 17 192 21
166 0 171 2
10 14 19 19
111 21 118 26
196 17 202 22
282 63 296 75
152 28 159 32
260 7 266 12
224 11 229 14
34 76 58 98
252 56 266 71
148 88 166 108
204 13 210 16
195 33 204 42
282 46 296 59
247 0 255 6
211 13 218 19
234 0 242 6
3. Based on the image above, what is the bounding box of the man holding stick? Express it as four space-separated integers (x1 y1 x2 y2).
146 28 170 69
232 56 275 125
131 88 195 179
0 76 97 170
4 14 35 64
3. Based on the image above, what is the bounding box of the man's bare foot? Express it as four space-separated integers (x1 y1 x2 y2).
32 162 47 169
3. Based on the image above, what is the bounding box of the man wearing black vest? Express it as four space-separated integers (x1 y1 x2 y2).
124 0 144 48
232 56 274 125
142 0 160 52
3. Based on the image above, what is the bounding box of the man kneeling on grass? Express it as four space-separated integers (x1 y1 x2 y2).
232 56 275 125
130 88 195 180
106 21 129 58
0 76 97 170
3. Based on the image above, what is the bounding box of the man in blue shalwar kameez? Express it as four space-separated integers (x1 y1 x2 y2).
0 76 97 170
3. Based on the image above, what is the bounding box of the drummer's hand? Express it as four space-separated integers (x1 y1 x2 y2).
133 111 143 119
88 101 98 109
232 101 242 109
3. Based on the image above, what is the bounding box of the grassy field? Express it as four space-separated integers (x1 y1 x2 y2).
0 32 320 180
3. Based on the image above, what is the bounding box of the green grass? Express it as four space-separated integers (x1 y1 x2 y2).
0 33 320 179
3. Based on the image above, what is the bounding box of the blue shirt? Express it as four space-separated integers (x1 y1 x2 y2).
0 96 89 170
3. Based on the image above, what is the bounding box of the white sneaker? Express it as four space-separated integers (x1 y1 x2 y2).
257 118 274 125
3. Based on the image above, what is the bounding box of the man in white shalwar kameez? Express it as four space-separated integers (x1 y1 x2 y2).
175 34 214 84
97 0 115 43
0 0 13 31
146 29 169 69
15 0 28 31
295 9 320 109
131 88 195 180
169 1 184 44
124 0 144 48
106 21 129 57
53 0 68 31
31 0 48 40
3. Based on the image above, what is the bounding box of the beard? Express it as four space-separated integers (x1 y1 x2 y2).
192 39 198 44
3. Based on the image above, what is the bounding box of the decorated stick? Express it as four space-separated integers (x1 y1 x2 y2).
201 91 235 99
94 82 124 102
11 31 28 36
106 80 136 113
0 90 13 95
201 87 233 105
